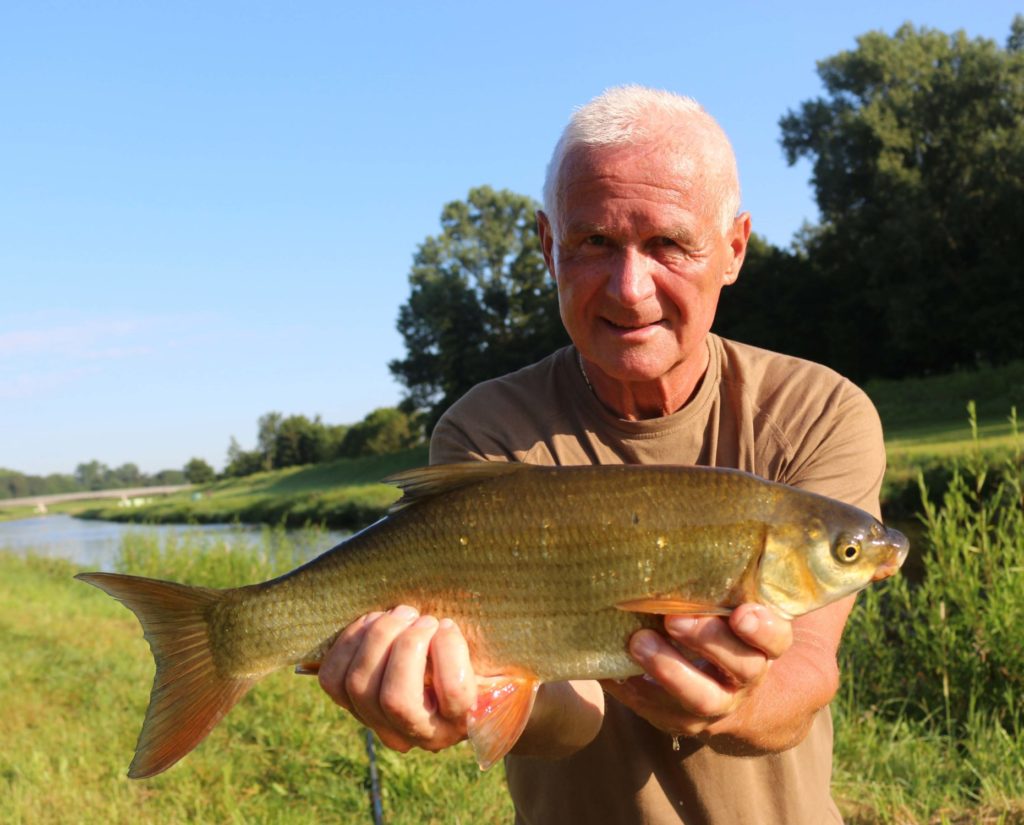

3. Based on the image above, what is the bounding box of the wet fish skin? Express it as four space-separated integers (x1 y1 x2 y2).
76 462 908 778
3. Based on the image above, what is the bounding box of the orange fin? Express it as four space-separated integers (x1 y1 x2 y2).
615 597 733 617
466 675 540 770
294 662 321 676
75 572 259 779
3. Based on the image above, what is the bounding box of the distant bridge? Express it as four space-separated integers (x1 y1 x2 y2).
0 485 193 511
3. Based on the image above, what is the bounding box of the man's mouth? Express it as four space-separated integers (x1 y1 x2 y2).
603 318 665 332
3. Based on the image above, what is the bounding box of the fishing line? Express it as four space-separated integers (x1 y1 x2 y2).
365 727 384 825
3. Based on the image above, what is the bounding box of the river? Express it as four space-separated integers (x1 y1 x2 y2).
0 513 349 571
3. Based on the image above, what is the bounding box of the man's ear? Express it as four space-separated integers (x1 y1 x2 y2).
723 212 752 286
537 210 557 278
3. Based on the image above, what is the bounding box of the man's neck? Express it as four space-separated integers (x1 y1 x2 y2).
579 346 710 421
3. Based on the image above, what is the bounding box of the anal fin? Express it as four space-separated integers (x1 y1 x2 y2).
466 675 540 770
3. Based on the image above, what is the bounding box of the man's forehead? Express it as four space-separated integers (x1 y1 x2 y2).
556 143 711 222
561 140 701 185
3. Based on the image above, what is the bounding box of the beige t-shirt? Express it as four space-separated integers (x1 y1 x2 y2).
430 334 885 825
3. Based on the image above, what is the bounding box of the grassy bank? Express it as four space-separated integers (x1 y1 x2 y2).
1 537 511 825
77 447 429 530
865 360 1024 518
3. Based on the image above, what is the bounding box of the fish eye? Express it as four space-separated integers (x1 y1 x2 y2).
835 541 861 564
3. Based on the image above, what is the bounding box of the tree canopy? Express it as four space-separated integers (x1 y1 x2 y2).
389 186 567 431
771 18 1024 377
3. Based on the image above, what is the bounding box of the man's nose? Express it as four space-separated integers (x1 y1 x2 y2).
606 248 656 306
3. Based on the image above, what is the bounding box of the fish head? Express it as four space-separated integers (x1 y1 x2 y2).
757 499 909 619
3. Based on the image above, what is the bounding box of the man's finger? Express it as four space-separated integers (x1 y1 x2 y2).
344 605 420 726
627 629 740 719
663 614 769 687
430 618 476 720
318 611 384 709
728 604 792 660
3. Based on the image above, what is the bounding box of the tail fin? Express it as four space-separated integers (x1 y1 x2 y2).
76 572 259 778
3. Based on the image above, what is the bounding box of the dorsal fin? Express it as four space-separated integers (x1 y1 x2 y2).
384 462 532 512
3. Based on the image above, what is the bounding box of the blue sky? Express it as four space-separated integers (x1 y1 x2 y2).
2 2 1019 476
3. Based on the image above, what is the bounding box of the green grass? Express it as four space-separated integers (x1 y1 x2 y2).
1 538 511 825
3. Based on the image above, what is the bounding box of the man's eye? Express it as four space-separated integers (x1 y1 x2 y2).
585 235 607 247
657 237 679 248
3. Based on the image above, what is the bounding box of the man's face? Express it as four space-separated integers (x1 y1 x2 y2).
540 138 750 387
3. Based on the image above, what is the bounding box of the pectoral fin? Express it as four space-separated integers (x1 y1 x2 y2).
615 597 733 616
466 675 540 770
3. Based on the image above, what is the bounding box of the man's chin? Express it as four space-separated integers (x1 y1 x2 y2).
588 351 678 384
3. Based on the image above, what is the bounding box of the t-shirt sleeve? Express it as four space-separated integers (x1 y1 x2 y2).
781 381 887 519
429 411 492 465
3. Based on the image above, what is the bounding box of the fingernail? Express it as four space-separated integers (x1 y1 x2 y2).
414 615 438 631
736 612 759 635
631 632 659 660
666 616 699 635
391 605 419 622
438 618 456 631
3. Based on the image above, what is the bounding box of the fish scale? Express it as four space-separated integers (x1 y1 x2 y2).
76 461 908 777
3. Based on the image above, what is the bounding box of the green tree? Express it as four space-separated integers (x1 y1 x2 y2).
256 412 283 471
779 19 1024 378
712 232 832 364
339 407 421 458
273 414 331 468
75 460 111 491
224 437 264 478
390 186 568 431
152 468 187 485
183 458 215 484
110 462 144 488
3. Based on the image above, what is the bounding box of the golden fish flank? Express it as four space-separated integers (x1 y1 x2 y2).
76 462 909 779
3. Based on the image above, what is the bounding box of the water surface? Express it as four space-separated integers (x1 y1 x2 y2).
0 514 348 570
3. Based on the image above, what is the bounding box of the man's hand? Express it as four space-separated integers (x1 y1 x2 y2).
602 603 793 746
317 606 477 754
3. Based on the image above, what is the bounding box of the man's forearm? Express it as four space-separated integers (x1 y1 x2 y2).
510 680 606 758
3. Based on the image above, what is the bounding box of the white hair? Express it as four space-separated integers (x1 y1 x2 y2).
542 85 741 236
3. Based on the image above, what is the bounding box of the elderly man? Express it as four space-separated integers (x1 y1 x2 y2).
318 86 884 824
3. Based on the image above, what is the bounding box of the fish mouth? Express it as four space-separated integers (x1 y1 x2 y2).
871 527 910 582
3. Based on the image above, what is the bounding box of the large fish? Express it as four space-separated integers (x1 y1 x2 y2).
77 463 908 778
